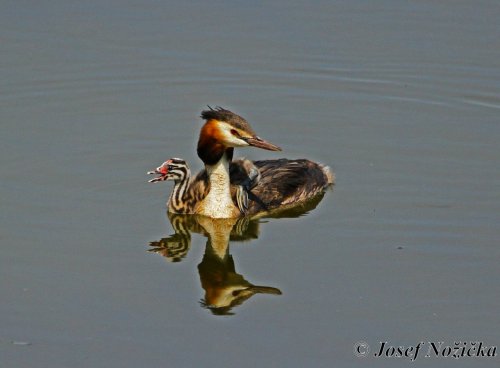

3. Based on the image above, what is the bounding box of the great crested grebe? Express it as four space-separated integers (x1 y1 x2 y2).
148 107 334 218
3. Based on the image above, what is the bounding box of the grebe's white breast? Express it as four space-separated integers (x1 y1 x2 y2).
196 154 239 218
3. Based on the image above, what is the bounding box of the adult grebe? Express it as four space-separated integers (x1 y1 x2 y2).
148 107 334 218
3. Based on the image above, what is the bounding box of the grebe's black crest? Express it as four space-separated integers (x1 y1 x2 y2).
201 106 255 135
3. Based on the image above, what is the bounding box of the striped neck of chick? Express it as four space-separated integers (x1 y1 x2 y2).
168 166 191 214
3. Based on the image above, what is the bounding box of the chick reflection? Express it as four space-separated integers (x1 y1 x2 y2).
149 214 281 315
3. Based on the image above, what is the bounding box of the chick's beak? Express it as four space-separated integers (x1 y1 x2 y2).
245 136 282 151
147 161 169 183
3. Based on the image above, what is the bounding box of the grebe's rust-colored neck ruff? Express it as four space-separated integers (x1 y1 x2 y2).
197 119 229 166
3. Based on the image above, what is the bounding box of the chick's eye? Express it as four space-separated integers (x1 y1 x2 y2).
167 165 173 171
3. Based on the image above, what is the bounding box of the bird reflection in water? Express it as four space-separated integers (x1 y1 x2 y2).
148 193 327 315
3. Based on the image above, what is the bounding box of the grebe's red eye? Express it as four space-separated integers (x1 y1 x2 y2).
230 129 240 136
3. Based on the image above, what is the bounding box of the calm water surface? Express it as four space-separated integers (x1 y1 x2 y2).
1 1 499 367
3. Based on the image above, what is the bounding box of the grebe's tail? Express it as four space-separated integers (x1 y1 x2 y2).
321 165 335 185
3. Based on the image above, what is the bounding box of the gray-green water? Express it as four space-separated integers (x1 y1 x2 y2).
1 1 499 367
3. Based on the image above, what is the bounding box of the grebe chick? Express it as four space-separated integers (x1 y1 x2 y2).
148 158 259 215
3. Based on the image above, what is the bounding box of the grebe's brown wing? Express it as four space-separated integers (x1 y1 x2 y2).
230 159 262 214
248 159 331 211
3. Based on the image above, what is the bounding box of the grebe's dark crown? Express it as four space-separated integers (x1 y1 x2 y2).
201 106 255 135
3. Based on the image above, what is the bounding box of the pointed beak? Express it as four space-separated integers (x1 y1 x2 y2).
245 136 282 151
248 286 282 295
147 162 169 183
